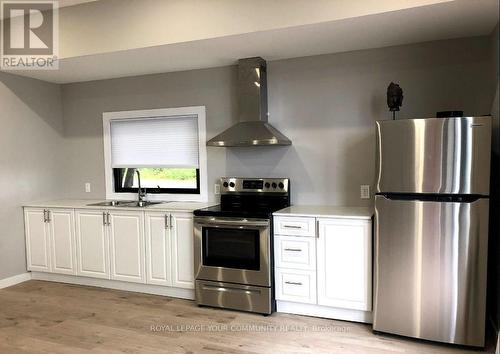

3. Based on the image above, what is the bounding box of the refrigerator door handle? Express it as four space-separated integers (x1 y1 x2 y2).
376 193 486 203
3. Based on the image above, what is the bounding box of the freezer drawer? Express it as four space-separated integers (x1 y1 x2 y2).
373 195 489 347
375 117 491 195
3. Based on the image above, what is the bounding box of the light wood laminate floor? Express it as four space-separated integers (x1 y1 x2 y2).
0 281 495 353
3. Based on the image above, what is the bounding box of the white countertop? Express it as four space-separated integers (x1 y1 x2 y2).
23 199 216 212
273 205 373 220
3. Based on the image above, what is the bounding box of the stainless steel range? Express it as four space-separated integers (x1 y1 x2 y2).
193 177 290 314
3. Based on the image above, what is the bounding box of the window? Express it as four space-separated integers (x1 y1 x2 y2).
103 107 207 202
113 168 200 194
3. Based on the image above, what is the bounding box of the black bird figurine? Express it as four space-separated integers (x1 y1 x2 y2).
387 82 403 120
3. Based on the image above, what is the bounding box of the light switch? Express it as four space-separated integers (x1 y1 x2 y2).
85 183 91 193
214 183 221 195
360 185 370 199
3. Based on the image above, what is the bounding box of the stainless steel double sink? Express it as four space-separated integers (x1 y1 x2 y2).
87 200 166 208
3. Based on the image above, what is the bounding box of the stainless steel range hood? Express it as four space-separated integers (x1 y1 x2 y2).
207 57 291 147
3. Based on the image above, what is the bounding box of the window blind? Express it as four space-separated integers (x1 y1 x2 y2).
110 115 199 168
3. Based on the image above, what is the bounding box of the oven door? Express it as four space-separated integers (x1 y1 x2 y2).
194 217 271 287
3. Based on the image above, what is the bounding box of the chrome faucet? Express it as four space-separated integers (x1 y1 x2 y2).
136 170 146 203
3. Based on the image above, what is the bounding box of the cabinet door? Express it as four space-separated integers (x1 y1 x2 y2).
75 210 110 279
24 208 51 272
317 218 372 311
145 212 171 286
109 210 145 283
171 212 194 289
49 209 77 275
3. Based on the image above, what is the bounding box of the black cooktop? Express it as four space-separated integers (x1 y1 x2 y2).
194 178 290 219
193 203 286 219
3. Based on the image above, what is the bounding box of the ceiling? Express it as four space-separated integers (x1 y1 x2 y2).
4 0 499 84
58 0 99 8
0 0 98 19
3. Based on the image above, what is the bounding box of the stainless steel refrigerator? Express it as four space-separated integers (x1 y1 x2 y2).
373 116 491 347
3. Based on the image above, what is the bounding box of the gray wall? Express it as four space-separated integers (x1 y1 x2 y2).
61 36 496 206
227 36 495 205
0 73 65 280
61 66 237 199
1 34 497 282
227 37 494 205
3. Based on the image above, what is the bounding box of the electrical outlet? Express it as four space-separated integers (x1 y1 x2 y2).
85 183 91 193
360 185 370 199
214 183 221 195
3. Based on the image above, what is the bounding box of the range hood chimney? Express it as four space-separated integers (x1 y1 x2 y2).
207 57 292 147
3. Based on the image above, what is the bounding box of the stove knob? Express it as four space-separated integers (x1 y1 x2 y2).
279 182 284 189
223 182 229 188
272 182 277 189
229 182 235 188
265 182 270 188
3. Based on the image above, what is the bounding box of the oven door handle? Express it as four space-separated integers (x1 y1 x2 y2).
194 217 269 228
201 283 262 295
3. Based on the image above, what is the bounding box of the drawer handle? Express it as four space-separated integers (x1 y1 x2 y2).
285 281 303 286
284 248 302 252
283 225 301 229
202 284 260 295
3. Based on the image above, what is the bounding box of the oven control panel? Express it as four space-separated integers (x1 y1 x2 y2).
220 177 289 193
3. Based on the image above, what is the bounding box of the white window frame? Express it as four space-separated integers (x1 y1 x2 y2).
103 106 208 202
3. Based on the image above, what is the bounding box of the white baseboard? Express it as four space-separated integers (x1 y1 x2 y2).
31 272 195 300
277 300 373 324
0 273 32 289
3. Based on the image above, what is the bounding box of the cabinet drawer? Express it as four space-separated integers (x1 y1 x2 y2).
274 216 316 237
275 236 316 270
275 268 316 304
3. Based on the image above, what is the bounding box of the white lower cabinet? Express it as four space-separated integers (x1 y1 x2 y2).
25 208 51 272
75 209 110 279
25 205 196 297
75 209 146 283
317 218 372 311
49 209 77 275
109 210 145 283
274 215 373 323
170 212 194 289
25 207 76 275
145 212 172 286
145 211 194 289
